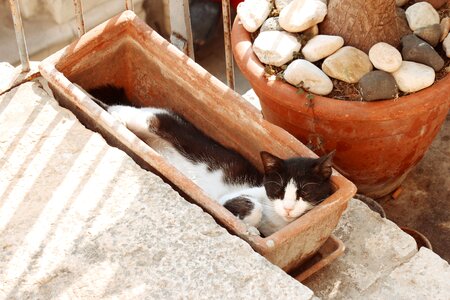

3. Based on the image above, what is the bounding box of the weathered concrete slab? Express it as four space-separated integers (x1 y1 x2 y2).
304 199 418 299
365 247 450 300
0 81 314 299
0 62 15 92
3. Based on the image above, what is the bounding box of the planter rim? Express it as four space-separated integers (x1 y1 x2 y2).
231 17 450 122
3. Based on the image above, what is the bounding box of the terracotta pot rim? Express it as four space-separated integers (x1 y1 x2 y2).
231 17 450 121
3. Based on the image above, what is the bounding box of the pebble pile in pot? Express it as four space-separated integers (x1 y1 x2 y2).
237 0 450 101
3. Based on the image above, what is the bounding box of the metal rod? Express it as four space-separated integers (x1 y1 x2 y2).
169 0 195 60
73 0 85 37
221 0 235 90
8 0 30 72
125 0 134 10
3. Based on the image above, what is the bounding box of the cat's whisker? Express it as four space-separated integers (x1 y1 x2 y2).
273 172 285 186
300 182 319 189
264 180 283 188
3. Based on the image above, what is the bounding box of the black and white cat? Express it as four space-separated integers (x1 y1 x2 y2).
81 85 335 236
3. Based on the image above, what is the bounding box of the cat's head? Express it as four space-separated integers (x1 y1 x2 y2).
260 151 335 222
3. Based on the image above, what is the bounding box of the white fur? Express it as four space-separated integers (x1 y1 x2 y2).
108 106 254 200
105 105 313 236
261 179 313 236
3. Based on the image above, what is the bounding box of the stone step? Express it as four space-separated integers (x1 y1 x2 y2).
1 77 449 299
364 247 450 299
304 199 418 298
0 80 314 299
242 89 450 299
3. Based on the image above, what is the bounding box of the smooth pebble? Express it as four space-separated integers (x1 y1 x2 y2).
237 0 272 32
443 34 450 58
440 17 450 42
253 31 302 67
414 24 441 47
405 2 440 31
368 42 402 73
302 35 344 62
322 46 373 83
358 71 398 101
284 59 333 95
260 17 283 32
392 61 435 93
401 34 444 71
279 0 327 33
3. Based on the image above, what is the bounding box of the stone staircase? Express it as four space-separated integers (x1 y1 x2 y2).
1 70 449 299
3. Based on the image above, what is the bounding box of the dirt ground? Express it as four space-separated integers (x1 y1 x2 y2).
379 114 450 263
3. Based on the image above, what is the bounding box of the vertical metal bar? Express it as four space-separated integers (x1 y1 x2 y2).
125 0 134 10
8 0 30 72
169 0 195 60
73 0 85 37
221 0 235 90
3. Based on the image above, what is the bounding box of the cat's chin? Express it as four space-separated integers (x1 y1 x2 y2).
281 215 298 223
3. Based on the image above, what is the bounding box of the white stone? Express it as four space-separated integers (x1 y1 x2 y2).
368 42 403 73
443 34 450 58
279 0 327 33
322 46 373 83
253 31 302 66
441 17 450 42
275 0 294 11
302 35 344 62
392 61 435 93
284 59 333 95
405 2 440 31
237 0 273 33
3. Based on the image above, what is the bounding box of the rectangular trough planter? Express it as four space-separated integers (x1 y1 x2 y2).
39 11 357 274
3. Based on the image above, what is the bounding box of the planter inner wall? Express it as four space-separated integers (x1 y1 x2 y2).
40 12 357 272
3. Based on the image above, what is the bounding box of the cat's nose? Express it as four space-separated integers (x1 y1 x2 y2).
284 207 293 213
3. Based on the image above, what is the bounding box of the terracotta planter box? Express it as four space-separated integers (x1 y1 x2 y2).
231 17 450 198
39 11 356 273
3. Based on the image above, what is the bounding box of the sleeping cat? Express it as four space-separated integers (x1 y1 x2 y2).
80 85 335 236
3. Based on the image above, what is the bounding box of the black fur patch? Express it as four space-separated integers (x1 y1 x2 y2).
89 85 133 106
153 112 263 186
223 197 255 219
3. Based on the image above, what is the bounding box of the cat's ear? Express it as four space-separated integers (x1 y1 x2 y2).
313 150 335 179
260 151 284 174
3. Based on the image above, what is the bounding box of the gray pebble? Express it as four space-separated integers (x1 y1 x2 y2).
413 24 441 47
401 34 444 71
260 17 283 32
358 71 398 101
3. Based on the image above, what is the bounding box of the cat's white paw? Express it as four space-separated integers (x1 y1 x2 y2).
247 226 260 236
242 200 262 228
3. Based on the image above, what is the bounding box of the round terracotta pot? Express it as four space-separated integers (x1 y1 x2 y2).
231 17 450 198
